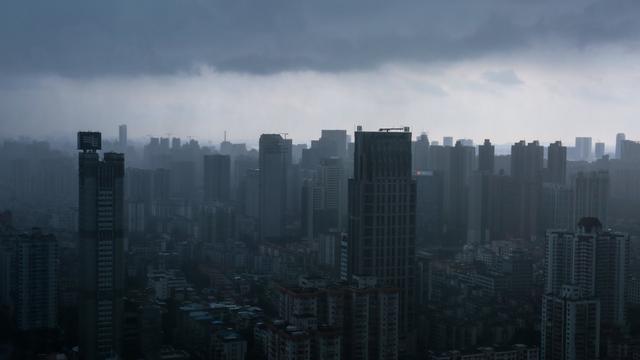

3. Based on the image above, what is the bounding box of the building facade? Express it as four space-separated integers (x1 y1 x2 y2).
78 131 125 359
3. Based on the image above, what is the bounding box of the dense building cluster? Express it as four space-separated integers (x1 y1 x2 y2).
0 126 639 359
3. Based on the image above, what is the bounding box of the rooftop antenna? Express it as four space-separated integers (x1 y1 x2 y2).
224 131 228 142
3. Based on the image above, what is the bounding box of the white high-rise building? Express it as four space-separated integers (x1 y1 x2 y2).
544 218 629 327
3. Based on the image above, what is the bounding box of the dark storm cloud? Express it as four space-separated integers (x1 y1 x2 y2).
1 0 640 76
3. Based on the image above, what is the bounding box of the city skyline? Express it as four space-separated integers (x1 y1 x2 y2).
2 2 640 359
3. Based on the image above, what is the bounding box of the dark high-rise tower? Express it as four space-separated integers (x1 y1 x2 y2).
448 141 474 245
478 139 494 174
348 127 416 352
511 140 544 240
77 132 125 359
318 129 348 160
511 140 544 181
203 154 231 203
547 141 567 184
259 134 291 241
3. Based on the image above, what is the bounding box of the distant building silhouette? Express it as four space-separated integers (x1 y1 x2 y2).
118 124 127 148
259 134 291 242
621 139 640 163
615 133 625 159
448 141 474 246
412 133 430 172
443 136 453 147
478 139 494 174
204 154 231 203
594 142 605 159
575 137 593 161
574 171 609 226
546 141 566 185
511 140 544 241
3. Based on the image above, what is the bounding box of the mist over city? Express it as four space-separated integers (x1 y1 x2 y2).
1 1 640 360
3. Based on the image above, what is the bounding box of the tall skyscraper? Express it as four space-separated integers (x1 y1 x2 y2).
259 134 291 241
13 229 58 331
118 124 127 148
574 171 609 226
448 141 474 245
443 136 453 147
78 131 125 359
615 133 625 159
478 139 494 174
546 141 567 184
317 157 347 232
511 140 544 240
348 127 416 352
203 154 231 203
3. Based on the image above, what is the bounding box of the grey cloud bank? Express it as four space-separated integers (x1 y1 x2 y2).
2 0 640 76
2 0 640 143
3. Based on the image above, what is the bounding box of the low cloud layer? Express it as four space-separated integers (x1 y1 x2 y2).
2 51 639 145
2 1 640 144
2 0 640 76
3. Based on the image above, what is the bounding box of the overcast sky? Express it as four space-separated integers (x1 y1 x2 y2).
2 0 640 146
